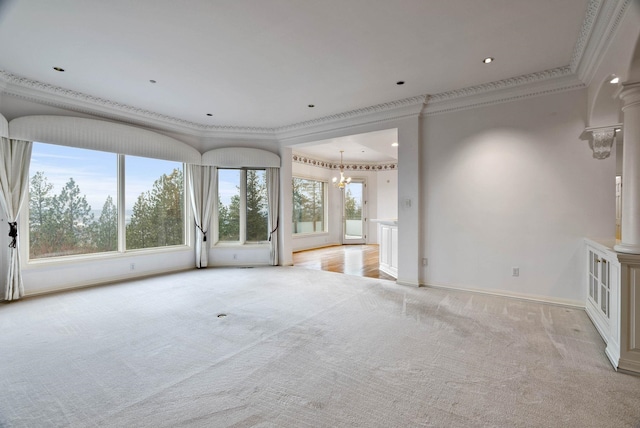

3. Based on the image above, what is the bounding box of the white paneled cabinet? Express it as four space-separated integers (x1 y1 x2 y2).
585 239 640 374
376 220 398 279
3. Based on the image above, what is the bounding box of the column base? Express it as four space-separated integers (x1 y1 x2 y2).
614 242 640 254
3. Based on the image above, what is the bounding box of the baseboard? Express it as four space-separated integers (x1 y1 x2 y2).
422 281 585 309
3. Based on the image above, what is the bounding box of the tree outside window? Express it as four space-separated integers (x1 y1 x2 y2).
292 177 325 234
218 169 268 243
28 143 186 260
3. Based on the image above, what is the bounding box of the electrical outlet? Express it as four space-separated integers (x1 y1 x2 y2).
233 254 238 260
130 263 135 271
512 267 519 277
422 258 428 266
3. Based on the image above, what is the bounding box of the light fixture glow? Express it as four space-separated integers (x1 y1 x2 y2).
482 57 494 64
391 142 399 147
610 76 620 84
615 128 621 133
332 151 352 190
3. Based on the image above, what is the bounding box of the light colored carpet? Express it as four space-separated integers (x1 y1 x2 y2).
1 266 639 427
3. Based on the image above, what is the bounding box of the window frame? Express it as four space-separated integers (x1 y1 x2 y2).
22 143 191 266
214 167 269 246
292 175 328 237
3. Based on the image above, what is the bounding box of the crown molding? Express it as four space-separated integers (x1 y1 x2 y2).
292 153 397 171
570 0 603 73
573 0 632 84
275 95 427 143
0 0 626 140
0 70 276 139
425 66 585 116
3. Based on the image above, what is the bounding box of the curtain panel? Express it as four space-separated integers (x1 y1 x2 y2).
0 138 32 300
266 167 280 266
187 164 216 268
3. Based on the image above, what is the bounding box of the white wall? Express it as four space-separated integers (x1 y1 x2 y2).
377 169 398 220
422 88 615 305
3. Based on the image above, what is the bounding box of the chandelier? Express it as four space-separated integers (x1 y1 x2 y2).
332 150 352 189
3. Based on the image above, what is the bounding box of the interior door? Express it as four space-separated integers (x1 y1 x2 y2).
343 179 366 244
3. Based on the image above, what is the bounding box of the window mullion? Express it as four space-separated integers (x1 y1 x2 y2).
117 154 126 253
240 169 247 243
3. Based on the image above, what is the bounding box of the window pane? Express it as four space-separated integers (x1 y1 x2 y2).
125 156 184 250
218 169 240 241
29 142 117 259
246 170 268 242
292 177 325 234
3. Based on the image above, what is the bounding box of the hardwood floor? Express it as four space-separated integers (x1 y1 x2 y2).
292 244 395 281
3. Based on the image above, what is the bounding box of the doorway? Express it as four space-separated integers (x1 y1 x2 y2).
343 179 366 244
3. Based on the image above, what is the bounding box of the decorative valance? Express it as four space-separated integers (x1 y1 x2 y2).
202 147 280 168
0 113 8 139
8 115 201 164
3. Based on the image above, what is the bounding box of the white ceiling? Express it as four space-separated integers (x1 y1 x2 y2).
0 0 590 162
294 128 398 163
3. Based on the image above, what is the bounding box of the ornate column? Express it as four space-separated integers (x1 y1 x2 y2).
615 83 640 254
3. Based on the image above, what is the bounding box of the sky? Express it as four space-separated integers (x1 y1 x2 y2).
30 142 182 212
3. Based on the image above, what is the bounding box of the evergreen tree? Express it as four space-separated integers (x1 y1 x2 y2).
221 194 240 241
344 188 361 220
49 178 95 255
126 192 155 249
96 195 117 252
126 168 184 249
29 171 54 257
246 170 267 241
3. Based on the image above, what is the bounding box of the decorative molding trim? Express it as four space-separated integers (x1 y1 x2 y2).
277 96 427 133
430 66 573 102
276 95 427 144
0 0 626 141
570 0 603 72
425 68 585 116
0 70 276 136
292 153 397 171
574 0 632 84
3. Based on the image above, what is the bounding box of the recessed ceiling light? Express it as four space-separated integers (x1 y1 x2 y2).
391 142 399 147
610 76 620 84
396 81 405 85
52 66 65 72
308 104 315 108
206 113 213 117
149 79 157 84
482 57 494 64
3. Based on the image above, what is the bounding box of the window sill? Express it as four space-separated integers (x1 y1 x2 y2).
24 245 192 269
293 232 329 239
213 242 270 248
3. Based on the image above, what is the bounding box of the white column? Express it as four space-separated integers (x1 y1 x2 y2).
397 116 422 286
615 83 640 254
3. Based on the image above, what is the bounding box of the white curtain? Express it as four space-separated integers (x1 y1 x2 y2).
266 167 279 266
187 164 215 268
0 138 32 300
